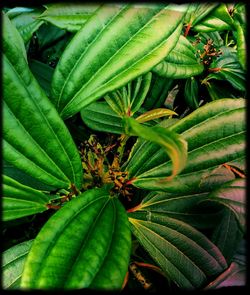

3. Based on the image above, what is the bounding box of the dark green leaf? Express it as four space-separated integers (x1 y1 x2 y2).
21 187 131 290
3 12 83 190
129 212 227 289
184 77 199 109
29 59 54 96
51 4 187 119
2 240 33 289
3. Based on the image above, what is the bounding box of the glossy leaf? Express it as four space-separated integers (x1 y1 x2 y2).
184 77 199 109
2 240 33 289
152 35 204 78
38 3 99 32
3 12 83 190
124 99 245 192
3 175 52 221
51 4 187 119
21 187 131 290
7 7 44 43
129 212 227 289
123 117 188 180
104 72 152 116
207 46 245 91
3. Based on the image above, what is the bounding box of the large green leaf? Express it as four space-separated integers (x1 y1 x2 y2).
2 240 33 289
124 99 245 192
123 117 187 180
3 12 83 190
38 3 99 32
152 35 204 78
3 175 52 221
50 4 188 119
21 187 131 290
7 7 44 43
129 212 227 289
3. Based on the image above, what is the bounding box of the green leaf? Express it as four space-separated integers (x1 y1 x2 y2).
29 59 54 96
129 212 227 289
38 3 99 32
200 179 246 232
152 35 204 78
207 46 245 92
3 175 52 221
2 240 33 289
21 187 131 290
184 77 199 109
104 72 152 116
51 4 187 119
142 74 174 110
3 13 83 190
124 99 246 193
123 117 187 180
7 7 44 43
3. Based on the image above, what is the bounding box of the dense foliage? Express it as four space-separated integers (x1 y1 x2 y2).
2 3 246 291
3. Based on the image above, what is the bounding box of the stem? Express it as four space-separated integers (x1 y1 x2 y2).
117 134 129 162
184 23 191 37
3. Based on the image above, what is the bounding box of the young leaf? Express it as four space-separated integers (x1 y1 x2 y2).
3 175 51 221
2 240 33 289
3 12 83 190
7 7 44 43
50 4 188 119
123 117 188 180
104 72 152 116
152 35 204 78
38 3 99 32
21 187 131 290
129 212 227 289
136 108 177 123
124 99 245 192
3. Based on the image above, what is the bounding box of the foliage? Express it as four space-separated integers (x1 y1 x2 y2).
2 3 246 292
